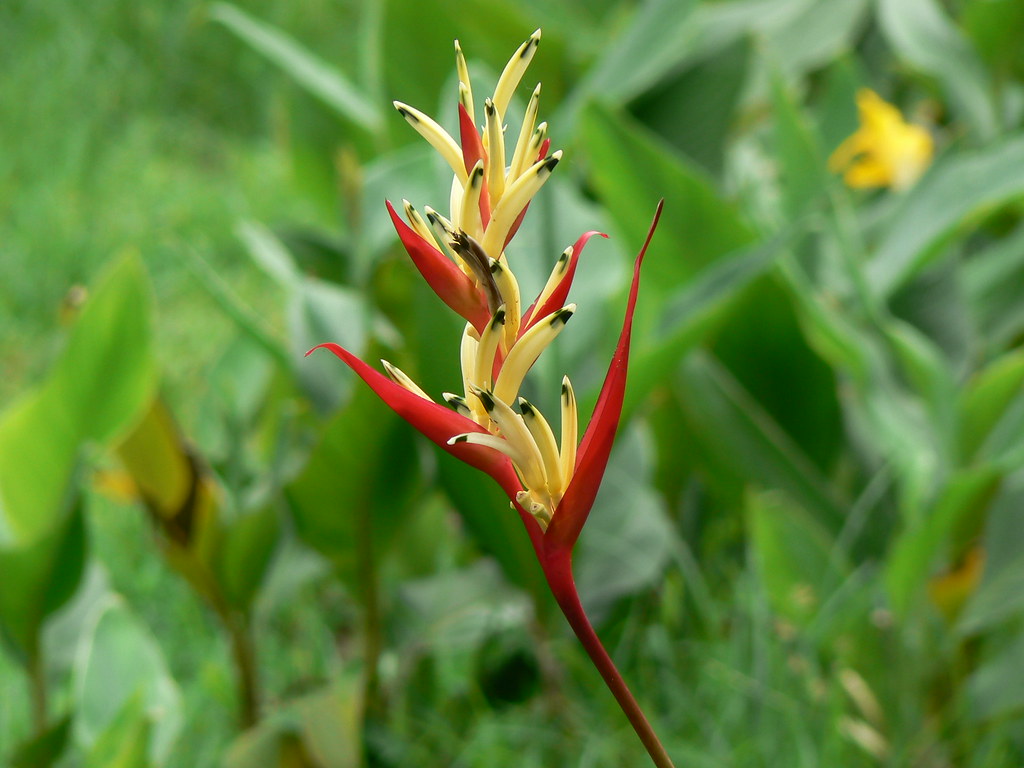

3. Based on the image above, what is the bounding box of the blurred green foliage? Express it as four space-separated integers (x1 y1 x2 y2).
3 0 1024 766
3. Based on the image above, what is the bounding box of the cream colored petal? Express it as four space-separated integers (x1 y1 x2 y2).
518 397 563 498
493 304 574 404
559 375 578 485
402 200 441 249
531 245 572 316
459 161 486 241
482 151 560 258
394 101 468 184
487 257 521 349
508 83 541 182
492 29 541 119
484 99 506 207
474 305 506 390
455 39 475 123
381 360 433 401
470 387 548 491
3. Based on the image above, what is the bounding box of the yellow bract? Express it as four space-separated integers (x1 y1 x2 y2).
829 89 933 191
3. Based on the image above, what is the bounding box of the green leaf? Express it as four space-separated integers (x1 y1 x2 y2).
959 348 1024 463
285 380 419 589
73 598 183 765
224 677 361 768
876 0 997 138
886 466 1001 618
574 425 675 619
962 0 1024 81
867 136 1024 298
964 222 1024 347
883 319 958 466
8 715 71 768
238 221 301 290
770 71 829 218
211 3 382 132
437 458 546 604
748 489 845 627
562 0 698 121
84 693 152 768
966 628 1024 722
624 233 786 417
959 481 1024 635
675 351 845 529
289 279 370 413
0 255 156 544
0 477 86 660
216 506 281 612
579 103 754 307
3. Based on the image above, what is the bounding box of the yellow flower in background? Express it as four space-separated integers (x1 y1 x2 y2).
829 89 933 191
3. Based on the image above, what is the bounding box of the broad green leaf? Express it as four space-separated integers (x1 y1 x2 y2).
959 481 1024 635
288 278 369 413
579 103 754 306
867 135 1024 298
624 233 786 417
0 475 85 660
966 628 1024 722
0 255 156 544
883 319 958 466
238 221 301 290
959 348 1024 463
759 0 869 84
886 466 1001 618
964 222 1024 347
748 489 845 627
73 598 183 765
437 458 546 604
962 0 1024 81
224 676 361 768
675 351 845 529
574 424 675 620
562 0 698 122
84 694 151 768
630 37 750 177
216 506 281 612
285 380 419 590
211 3 382 132
394 560 531 653
8 715 71 768
770 72 829 218
876 0 997 138
182 247 290 369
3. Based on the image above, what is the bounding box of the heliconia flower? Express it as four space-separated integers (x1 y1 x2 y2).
308 31 674 768
828 88 933 191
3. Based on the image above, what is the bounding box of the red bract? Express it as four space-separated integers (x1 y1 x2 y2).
385 200 491 333
310 201 662 559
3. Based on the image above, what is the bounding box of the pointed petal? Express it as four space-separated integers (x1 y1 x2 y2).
492 29 541 119
482 152 561 258
546 201 663 550
454 40 475 123
521 231 607 332
393 101 468 184
386 200 490 333
308 342 523 502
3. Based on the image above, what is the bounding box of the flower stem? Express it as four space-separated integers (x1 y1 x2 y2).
543 552 676 768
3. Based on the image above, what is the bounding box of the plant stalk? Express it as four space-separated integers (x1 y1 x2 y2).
28 646 47 736
226 611 260 728
542 552 676 768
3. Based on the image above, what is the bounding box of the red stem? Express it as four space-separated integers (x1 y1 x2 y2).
541 551 676 768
